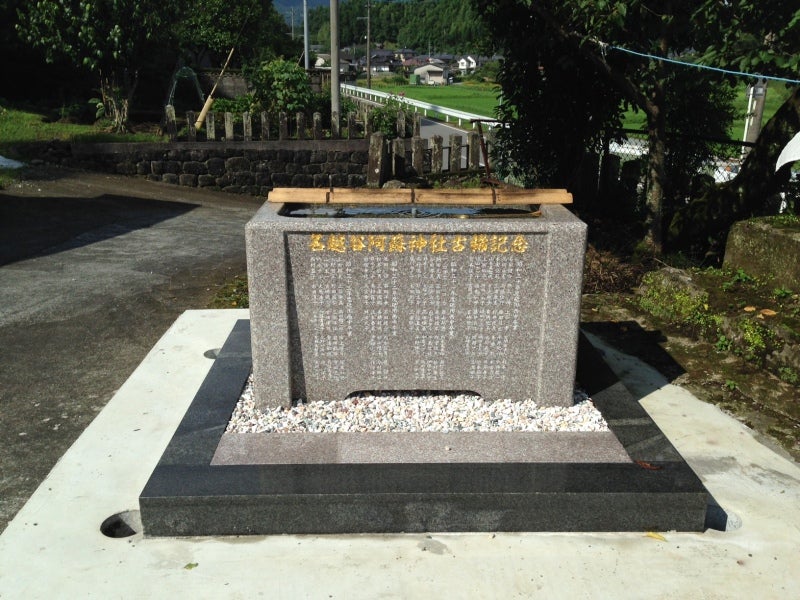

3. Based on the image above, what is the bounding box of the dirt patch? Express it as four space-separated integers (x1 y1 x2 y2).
581 293 800 462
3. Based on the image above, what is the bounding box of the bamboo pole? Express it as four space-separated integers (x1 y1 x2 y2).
195 46 236 130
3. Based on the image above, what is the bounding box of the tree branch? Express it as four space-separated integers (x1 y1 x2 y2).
526 3 657 117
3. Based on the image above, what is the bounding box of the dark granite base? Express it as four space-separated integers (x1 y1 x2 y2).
139 320 710 535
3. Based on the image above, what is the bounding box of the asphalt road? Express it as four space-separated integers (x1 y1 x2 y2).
0 166 262 531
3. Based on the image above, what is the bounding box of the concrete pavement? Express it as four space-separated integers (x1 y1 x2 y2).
0 167 262 531
0 309 798 599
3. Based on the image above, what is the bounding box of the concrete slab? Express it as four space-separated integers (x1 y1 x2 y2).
139 320 707 535
211 431 631 464
1 310 799 598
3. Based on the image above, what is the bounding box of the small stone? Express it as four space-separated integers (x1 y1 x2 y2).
225 374 608 434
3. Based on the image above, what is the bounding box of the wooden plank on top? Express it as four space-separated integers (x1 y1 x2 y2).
495 188 573 204
328 189 413 204
267 188 328 203
412 188 497 205
267 187 572 205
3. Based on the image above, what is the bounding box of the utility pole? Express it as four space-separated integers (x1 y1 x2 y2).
358 1 372 88
742 78 768 158
330 0 340 137
366 0 372 89
303 0 310 70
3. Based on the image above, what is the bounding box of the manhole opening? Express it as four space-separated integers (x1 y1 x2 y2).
100 510 141 538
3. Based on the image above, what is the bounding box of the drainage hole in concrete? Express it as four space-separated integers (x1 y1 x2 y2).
204 348 221 359
100 510 141 538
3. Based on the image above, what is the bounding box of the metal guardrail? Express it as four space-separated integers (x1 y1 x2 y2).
341 83 499 129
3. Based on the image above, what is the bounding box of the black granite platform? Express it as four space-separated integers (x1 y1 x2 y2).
139 320 710 535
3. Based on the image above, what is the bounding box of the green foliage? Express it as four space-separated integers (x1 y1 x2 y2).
88 97 105 121
0 167 17 190
778 367 799 386
308 0 486 53
16 0 178 132
722 268 756 292
472 0 625 187
773 286 794 301
367 96 412 139
208 275 249 309
371 81 499 117
0 101 164 160
638 271 713 330
734 317 778 364
211 96 258 115
715 335 732 352
248 59 313 116
175 0 299 66
693 3 800 81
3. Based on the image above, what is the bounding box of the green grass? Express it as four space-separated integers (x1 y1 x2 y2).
370 75 793 139
622 81 794 134
0 102 164 161
0 167 17 189
371 79 501 118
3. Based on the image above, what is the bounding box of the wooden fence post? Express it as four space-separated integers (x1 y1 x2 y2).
367 132 387 187
449 134 463 174
313 112 323 140
392 138 406 178
468 132 481 170
186 111 197 142
364 112 373 137
279 112 288 140
206 112 216 141
224 112 235 140
411 136 425 175
430 135 443 174
260 112 270 140
396 110 406 139
164 105 177 141
243 112 252 141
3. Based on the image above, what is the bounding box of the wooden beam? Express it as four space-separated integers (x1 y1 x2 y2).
329 189 413 204
267 187 573 205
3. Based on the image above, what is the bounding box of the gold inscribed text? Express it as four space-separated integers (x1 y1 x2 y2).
308 233 531 255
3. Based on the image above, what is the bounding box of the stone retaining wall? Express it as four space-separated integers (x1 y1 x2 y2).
66 139 370 196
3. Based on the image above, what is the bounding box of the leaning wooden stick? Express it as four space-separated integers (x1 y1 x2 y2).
194 46 236 130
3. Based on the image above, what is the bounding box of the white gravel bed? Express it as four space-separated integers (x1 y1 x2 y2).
226 374 609 433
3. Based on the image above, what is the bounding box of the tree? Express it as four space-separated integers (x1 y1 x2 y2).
474 0 624 192
17 0 179 132
248 59 313 116
473 1 799 259
473 0 740 256
307 0 485 54
174 0 299 68
668 3 800 259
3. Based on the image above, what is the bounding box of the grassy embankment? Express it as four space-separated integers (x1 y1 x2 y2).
374 75 791 139
0 102 164 187
1 79 791 188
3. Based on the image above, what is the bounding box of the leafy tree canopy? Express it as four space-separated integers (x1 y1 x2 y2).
248 58 313 115
175 0 300 67
308 0 485 54
17 0 178 131
471 0 799 256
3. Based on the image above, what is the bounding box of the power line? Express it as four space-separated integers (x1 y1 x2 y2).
603 43 800 86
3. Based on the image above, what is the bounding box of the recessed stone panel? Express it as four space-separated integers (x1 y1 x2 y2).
246 202 587 408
